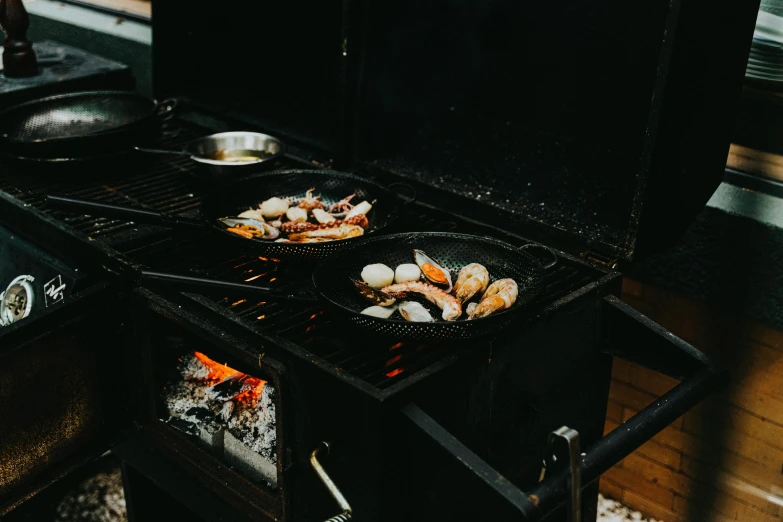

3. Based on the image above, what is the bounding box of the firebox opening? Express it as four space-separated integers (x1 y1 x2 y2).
152 330 279 489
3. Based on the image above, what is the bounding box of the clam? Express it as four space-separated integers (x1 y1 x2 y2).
361 305 397 319
413 249 453 292
353 280 397 307
399 301 435 322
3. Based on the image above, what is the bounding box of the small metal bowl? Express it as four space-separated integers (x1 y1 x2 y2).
185 131 286 166
135 131 286 177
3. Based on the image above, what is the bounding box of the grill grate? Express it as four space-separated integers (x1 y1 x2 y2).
0 117 602 394
127 208 598 390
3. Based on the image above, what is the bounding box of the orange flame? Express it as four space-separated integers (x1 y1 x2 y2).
193 351 266 405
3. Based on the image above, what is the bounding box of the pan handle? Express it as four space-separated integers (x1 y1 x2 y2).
133 146 192 157
140 270 321 304
46 195 203 229
387 182 417 205
519 243 558 270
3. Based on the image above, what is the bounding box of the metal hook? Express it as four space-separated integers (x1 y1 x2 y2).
310 442 352 522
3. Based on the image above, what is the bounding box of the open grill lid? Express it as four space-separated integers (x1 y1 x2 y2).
151 0 759 263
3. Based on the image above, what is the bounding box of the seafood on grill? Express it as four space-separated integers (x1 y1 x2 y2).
399 301 435 322
361 305 398 319
329 194 355 214
222 187 375 243
350 249 526 324
353 280 396 306
381 281 461 321
453 263 490 303
414 249 453 292
288 224 364 242
238 208 265 221
346 201 372 220
468 278 518 320
312 208 336 224
219 218 280 239
259 197 290 218
361 263 395 289
286 207 308 223
297 188 324 212
394 263 421 284
280 214 368 235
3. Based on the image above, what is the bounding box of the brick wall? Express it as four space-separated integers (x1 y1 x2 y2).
601 279 783 522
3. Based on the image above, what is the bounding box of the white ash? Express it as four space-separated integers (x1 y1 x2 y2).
227 384 276 459
55 466 126 522
162 353 277 467
598 494 661 522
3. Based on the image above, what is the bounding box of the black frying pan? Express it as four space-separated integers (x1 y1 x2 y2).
137 233 557 340
0 91 174 162
47 169 416 260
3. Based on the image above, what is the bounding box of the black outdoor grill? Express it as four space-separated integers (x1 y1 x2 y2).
0 0 761 521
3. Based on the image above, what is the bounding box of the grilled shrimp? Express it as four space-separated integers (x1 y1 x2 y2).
381 281 461 321
280 214 368 234
453 263 490 303
288 224 364 241
468 278 518 319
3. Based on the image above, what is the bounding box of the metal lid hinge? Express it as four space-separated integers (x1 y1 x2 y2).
581 250 619 270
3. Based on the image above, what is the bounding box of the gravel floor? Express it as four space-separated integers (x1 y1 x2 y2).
55 467 126 522
41 465 661 522
598 494 662 522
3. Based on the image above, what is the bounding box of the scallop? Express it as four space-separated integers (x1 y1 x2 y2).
260 197 290 218
394 263 421 284
399 301 435 322
413 249 453 292
361 305 397 319
361 263 395 289
286 207 308 223
238 208 265 221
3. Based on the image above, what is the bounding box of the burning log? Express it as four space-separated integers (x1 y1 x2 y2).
162 351 277 486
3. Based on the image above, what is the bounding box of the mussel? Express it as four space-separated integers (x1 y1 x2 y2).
413 249 453 292
219 217 280 239
353 280 397 307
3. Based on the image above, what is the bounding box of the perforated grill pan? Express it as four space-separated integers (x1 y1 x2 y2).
0 91 163 161
313 232 555 340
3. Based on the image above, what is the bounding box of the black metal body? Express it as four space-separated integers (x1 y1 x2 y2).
0 0 760 514
0 113 728 521
48 169 414 260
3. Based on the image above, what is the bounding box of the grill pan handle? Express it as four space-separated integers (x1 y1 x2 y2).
46 195 203 229
387 182 417 205
133 146 192 157
519 243 558 270
399 294 727 521
140 270 321 304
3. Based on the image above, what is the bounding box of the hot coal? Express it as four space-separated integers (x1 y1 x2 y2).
162 352 277 486
206 374 255 402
